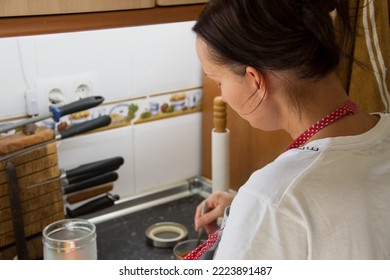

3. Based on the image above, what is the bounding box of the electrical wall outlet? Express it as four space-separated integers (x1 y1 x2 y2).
35 73 97 116
48 87 67 105
75 83 92 98
36 78 67 115
70 74 96 100
67 73 97 101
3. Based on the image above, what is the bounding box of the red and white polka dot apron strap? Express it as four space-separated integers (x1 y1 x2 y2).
183 229 221 260
284 100 359 152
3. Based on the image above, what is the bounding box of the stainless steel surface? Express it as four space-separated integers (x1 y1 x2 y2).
87 176 211 224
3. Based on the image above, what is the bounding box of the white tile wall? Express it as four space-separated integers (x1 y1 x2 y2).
0 21 201 117
0 37 30 118
133 112 202 194
57 125 135 198
130 23 202 95
0 21 203 200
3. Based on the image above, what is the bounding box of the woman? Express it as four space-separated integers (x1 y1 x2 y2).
189 0 390 259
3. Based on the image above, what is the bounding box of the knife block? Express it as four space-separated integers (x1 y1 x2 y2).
0 128 65 259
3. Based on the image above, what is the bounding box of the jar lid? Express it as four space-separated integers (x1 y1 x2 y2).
145 222 188 248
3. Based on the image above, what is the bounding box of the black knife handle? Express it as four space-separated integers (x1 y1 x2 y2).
67 172 99 185
66 156 124 179
66 193 120 218
50 96 104 122
58 115 111 140
63 171 118 195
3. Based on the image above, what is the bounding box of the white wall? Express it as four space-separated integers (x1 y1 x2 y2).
0 21 201 118
0 21 203 202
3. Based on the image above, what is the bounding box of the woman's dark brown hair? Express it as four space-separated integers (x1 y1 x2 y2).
193 0 352 80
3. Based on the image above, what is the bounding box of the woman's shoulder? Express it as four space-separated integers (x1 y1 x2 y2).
239 150 320 204
239 113 390 204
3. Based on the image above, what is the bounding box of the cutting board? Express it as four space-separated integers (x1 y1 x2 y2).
0 233 49 260
0 128 64 259
0 142 59 197
156 0 208 6
0 210 64 259
0 186 62 222
0 126 54 155
0 153 58 185
0 190 63 241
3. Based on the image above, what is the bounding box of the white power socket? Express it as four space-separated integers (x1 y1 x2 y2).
68 73 96 101
48 88 67 105
35 73 97 115
36 78 67 115
75 83 92 99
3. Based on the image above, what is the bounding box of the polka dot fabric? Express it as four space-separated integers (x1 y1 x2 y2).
183 229 222 260
284 100 359 152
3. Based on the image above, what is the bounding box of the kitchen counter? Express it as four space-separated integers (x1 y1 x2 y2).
95 193 205 260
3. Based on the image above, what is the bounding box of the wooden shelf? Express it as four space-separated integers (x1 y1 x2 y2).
0 4 205 38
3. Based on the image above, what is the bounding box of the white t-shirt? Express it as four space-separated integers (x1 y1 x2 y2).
214 113 390 260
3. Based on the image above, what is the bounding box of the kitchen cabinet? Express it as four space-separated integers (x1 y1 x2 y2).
0 2 205 37
156 0 207 5
0 0 156 17
201 75 292 191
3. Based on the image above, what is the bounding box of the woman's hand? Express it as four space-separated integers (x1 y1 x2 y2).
194 191 235 234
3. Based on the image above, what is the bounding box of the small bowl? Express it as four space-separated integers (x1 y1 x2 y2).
172 239 204 260
170 100 185 111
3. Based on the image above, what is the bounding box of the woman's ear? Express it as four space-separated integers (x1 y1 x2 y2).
246 66 267 93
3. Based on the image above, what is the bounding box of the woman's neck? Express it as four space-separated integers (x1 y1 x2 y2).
280 73 377 141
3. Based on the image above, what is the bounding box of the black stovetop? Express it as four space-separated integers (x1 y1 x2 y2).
95 194 205 260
